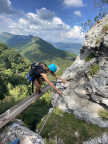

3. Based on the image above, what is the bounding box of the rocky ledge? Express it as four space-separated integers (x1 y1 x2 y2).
52 14 108 128
0 120 45 144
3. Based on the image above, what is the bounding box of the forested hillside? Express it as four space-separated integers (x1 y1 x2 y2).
20 37 76 75
0 33 76 136
0 43 31 113
0 41 75 114
0 32 76 75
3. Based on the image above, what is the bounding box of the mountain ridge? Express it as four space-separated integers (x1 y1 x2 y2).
0 32 80 54
0 32 76 75
54 42 81 54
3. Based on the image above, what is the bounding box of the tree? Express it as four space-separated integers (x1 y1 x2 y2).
82 0 108 32
81 19 93 32
94 12 105 22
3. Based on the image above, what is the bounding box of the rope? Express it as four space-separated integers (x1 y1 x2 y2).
38 81 65 135
39 108 54 135
38 93 59 135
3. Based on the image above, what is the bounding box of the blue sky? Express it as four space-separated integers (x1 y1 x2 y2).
0 0 107 44
11 0 98 25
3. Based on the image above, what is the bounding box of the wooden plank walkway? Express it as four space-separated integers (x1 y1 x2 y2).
0 85 51 129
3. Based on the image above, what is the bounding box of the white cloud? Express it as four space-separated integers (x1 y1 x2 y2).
64 0 84 7
74 11 82 17
64 26 83 39
0 0 13 14
0 8 84 43
0 14 14 33
53 17 63 25
37 8 55 20
19 18 28 25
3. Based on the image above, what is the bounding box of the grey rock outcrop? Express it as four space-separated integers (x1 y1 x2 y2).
0 120 45 144
52 14 108 128
83 133 108 144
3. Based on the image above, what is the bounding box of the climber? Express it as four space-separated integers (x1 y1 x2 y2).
27 63 67 95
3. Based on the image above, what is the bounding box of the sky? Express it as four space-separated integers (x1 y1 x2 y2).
0 0 107 44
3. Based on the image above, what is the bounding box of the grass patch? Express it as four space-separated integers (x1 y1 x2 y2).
85 53 96 62
18 92 52 131
88 64 100 77
98 109 108 120
37 108 108 144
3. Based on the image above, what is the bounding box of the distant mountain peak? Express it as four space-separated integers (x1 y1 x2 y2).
1 32 14 36
54 42 82 54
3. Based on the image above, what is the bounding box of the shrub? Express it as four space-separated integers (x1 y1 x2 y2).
0 43 8 49
37 108 108 144
88 64 100 76
85 53 96 62
98 109 108 120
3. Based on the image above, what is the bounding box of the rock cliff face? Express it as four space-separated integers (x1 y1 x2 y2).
83 133 108 144
1 14 108 144
52 14 108 128
0 120 45 144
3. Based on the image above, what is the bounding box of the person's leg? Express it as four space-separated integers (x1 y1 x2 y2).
32 79 41 103
38 77 43 85
33 79 41 94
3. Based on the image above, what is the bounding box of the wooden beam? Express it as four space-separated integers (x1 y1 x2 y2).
0 85 52 129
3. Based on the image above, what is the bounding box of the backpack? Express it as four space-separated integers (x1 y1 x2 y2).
27 63 47 82
27 63 47 93
27 63 36 82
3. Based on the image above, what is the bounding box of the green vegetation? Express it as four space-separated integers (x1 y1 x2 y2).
37 108 108 144
0 32 107 144
18 91 52 130
0 43 31 113
88 64 100 76
98 109 108 120
0 41 74 114
94 12 105 22
0 35 77 143
21 37 76 75
85 53 96 62
0 33 76 75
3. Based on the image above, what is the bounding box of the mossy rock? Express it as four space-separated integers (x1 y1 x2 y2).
88 64 100 77
98 109 108 120
85 53 96 62
37 108 108 144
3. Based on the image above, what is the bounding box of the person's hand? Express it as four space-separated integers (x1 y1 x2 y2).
56 89 62 95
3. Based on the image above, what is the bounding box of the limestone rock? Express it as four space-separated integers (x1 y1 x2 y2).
52 14 108 128
83 133 108 144
0 120 45 144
